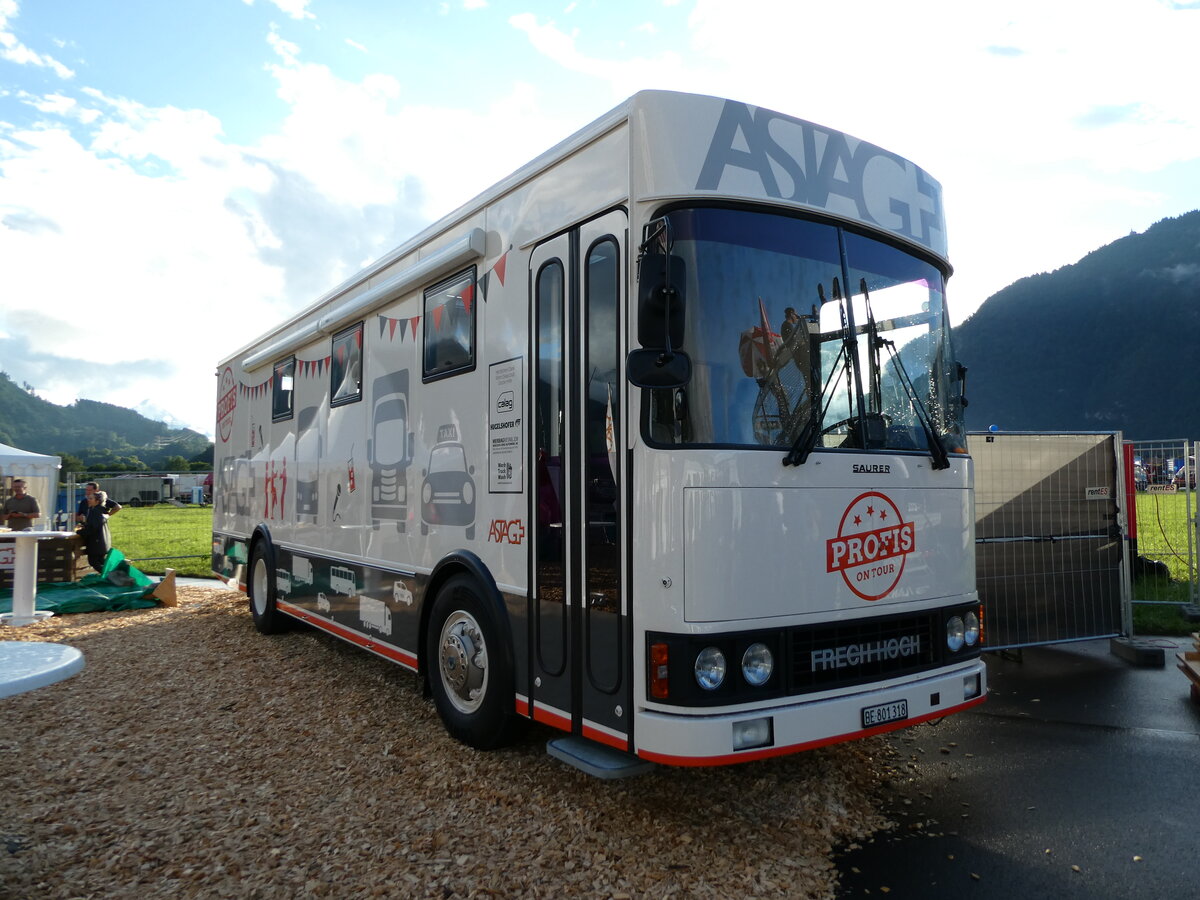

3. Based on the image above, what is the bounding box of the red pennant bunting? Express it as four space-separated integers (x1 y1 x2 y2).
494 249 508 286
462 283 474 316
432 304 444 331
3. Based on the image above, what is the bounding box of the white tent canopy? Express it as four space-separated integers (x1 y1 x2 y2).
0 441 61 529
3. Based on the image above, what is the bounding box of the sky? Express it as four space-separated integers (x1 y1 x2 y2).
2 0 1199 439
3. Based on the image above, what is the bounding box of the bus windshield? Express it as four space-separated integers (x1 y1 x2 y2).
645 207 966 457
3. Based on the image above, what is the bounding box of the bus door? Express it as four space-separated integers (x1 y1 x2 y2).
529 209 630 749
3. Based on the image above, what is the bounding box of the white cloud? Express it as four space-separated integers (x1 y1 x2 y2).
242 0 316 21
0 23 580 436
0 0 74 79
508 13 686 100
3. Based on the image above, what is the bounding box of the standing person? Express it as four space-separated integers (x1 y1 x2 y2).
78 490 113 572
780 307 803 343
76 482 121 524
2 478 41 530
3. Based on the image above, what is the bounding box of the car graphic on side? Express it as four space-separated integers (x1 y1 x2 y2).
419 424 476 540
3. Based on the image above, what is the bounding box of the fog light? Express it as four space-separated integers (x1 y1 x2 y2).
732 717 773 751
964 611 980 647
964 672 982 700
946 616 965 652
741 643 774 686
694 647 726 691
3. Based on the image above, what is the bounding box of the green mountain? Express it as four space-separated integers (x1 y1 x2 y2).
953 210 1200 441
0 372 212 470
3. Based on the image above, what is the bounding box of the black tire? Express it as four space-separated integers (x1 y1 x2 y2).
248 540 289 634
426 575 522 750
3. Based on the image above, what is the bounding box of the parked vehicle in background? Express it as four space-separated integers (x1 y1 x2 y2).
1173 457 1196 489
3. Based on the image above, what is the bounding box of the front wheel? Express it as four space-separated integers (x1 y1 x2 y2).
248 540 289 634
426 575 522 749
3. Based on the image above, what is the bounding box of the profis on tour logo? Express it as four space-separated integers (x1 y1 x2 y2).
217 366 237 444
825 491 915 601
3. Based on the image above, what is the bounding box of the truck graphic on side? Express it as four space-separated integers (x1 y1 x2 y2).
359 596 392 635
368 370 414 531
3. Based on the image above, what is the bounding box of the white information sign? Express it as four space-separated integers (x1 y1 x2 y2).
488 357 523 493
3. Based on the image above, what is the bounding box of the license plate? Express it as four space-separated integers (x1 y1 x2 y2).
862 699 908 728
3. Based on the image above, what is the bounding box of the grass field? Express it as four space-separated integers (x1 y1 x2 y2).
1133 490 1196 582
108 505 213 578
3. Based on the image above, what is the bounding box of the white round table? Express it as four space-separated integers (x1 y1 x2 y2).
0 641 85 698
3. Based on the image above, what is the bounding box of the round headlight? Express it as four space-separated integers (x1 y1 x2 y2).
694 647 727 691
946 616 965 652
422 482 433 504
964 611 980 646
742 643 774 686
461 480 474 505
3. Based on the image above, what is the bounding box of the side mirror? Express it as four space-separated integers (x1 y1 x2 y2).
637 254 686 348
626 348 691 389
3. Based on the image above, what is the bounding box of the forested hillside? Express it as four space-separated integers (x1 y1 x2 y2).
953 210 1200 440
0 372 212 470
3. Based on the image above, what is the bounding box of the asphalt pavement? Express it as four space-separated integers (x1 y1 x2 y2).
836 635 1199 899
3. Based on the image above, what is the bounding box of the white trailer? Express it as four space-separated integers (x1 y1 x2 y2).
214 91 984 768
97 475 173 507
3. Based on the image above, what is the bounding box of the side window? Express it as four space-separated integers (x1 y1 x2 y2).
423 267 476 380
330 322 363 406
272 357 295 422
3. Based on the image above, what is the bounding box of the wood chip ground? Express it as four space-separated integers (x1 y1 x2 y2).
2 586 896 899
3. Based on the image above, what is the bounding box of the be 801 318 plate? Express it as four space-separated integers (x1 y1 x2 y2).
862 698 908 728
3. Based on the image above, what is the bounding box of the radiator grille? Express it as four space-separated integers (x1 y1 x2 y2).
790 612 941 694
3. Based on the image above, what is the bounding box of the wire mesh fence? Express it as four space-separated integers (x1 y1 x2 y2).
1126 439 1197 607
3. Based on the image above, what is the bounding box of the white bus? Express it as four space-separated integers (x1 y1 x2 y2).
213 90 985 769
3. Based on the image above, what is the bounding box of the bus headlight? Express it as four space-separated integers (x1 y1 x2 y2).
946 616 965 652
964 611 980 647
694 647 726 691
741 643 774 686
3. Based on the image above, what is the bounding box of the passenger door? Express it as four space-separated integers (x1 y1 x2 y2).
529 209 630 749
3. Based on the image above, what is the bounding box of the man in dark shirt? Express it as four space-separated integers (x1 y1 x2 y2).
76 482 122 524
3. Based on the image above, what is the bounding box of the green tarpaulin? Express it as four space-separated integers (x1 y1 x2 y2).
0 549 160 615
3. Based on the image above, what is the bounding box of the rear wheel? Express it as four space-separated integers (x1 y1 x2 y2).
426 575 522 749
248 541 289 634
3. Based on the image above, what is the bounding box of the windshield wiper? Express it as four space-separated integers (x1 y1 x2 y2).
784 283 846 467
860 276 950 471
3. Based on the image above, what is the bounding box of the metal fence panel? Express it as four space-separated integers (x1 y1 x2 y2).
970 433 1127 650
